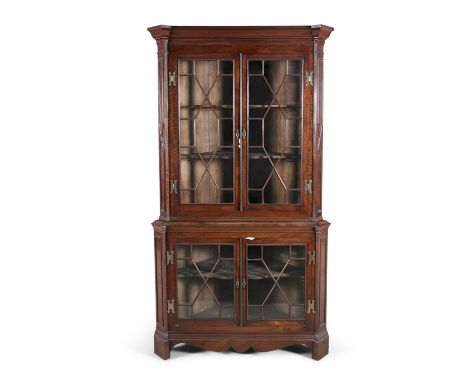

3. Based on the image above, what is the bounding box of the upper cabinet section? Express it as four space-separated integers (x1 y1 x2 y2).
148 26 333 220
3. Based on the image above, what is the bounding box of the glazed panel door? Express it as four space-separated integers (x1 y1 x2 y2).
167 234 241 329
241 235 315 328
241 54 313 215
169 54 241 216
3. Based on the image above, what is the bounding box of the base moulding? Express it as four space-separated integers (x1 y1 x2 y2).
154 329 329 360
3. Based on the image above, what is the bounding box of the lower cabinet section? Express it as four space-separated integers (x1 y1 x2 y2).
153 221 330 360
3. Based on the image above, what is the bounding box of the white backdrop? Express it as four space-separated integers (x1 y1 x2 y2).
1 1 468 381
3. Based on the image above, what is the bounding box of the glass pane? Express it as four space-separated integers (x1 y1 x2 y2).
176 244 234 320
247 59 303 205
178 59 235 204
247 244 306 321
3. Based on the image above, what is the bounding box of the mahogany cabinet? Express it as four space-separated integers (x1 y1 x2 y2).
148 25 333 360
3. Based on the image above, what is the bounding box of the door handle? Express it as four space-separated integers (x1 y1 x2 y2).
235 129 241 148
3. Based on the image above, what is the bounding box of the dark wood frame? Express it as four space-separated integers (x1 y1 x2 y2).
169 52 241 215
242 52 311 215
149 25 333 360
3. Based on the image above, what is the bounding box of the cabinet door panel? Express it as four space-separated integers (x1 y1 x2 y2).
167 234 240 329
242 54 312 215
241 235 315 328
247 59 302 205
176 243 235 320
170 54 240 217
246 244 306 320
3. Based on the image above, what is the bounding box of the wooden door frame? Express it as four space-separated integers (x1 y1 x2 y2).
240 233 315 330
241 52 313 215
166 233 241 330
168 53 241 217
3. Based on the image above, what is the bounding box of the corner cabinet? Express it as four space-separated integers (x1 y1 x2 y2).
148 25 333 360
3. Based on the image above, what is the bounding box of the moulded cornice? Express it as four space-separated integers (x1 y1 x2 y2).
147 25 333 44
147 25 171 40
312 24 334 39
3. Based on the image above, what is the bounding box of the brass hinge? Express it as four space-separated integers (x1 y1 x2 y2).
307 299 315 314
166 299 175 314
170 179 178 194
308 251 316 266
305 71 313 87
304 179 313 194
168 71 176 87
166 250 174 265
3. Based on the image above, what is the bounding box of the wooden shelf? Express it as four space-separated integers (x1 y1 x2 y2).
248 262 304 279
177 258 233 279
247 303 305 321
180 149 300 161
180 105 233 109
180 150 233 160
190 304 234 320
249 104 300 109
177 258 304 280
248 151 299 160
